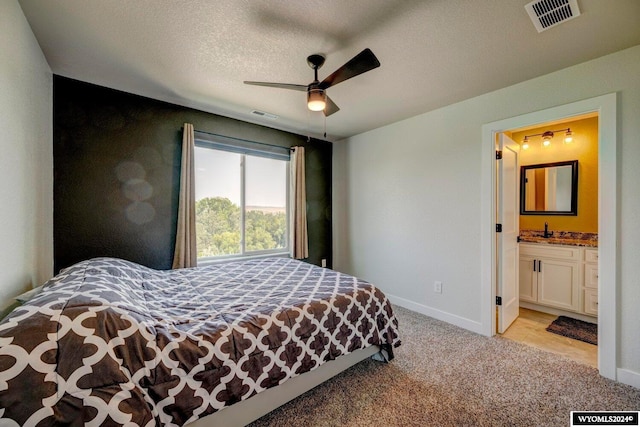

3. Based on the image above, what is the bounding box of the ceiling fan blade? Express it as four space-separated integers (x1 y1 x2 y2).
244 81 307 91
323 96 340 116
318 48 380 90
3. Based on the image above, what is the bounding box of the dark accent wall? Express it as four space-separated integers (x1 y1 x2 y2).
54 76 332 272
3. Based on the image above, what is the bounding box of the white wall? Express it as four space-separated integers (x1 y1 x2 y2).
334 45 640 383
0 0 53 309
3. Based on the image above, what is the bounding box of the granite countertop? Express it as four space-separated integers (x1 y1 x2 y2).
518 230 598 248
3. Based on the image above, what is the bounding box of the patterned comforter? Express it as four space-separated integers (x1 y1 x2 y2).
0 257 400 426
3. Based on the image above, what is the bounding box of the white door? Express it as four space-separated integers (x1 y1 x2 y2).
545 168 557 210
497 133 520 333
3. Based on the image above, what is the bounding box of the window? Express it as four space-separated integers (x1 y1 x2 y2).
194 138 289 261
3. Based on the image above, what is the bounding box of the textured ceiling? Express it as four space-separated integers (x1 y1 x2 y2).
18 0 640 141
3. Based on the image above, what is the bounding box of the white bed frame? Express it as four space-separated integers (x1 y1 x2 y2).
187 346 380 427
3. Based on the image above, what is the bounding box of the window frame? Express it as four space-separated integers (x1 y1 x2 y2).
194 138 290 264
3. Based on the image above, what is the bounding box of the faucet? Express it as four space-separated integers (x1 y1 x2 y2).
544 222 554 238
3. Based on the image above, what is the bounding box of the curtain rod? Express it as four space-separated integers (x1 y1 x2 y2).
192 128 295 152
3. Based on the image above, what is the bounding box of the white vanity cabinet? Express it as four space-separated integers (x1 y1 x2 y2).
583 248 599 316
519 243 598 317
519 244 580 312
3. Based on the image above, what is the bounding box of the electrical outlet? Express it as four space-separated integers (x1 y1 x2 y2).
434 281 442 294
321 259 327 268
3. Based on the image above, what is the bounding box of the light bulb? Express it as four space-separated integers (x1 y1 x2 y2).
564 129 573 143
307 89 326 112
542 139 551 147
522 137 529 150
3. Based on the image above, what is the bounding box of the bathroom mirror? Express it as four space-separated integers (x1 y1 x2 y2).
520 160 578 215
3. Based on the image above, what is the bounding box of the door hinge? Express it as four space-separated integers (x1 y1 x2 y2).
496 150 503 160
496 224 502 232
496 296 502 306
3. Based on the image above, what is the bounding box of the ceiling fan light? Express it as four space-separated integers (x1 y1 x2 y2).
307 89 326 112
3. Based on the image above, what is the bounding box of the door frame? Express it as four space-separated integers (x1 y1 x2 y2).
480 93 617 380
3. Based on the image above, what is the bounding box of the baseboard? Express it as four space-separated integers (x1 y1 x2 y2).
387 294 483 335
617 368 640 390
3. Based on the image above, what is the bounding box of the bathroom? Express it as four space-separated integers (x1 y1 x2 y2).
501 113 599 367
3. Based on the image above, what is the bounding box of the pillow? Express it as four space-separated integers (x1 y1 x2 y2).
15 285 43 303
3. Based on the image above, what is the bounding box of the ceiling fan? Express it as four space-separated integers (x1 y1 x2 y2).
244 48 381 116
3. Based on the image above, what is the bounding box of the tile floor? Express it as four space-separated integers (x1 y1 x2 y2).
500 308 597 368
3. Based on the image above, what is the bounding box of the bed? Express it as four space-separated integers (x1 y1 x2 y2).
0 257 400 426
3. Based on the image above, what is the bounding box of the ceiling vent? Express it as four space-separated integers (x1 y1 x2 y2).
525 0 581 33
250 110 278 120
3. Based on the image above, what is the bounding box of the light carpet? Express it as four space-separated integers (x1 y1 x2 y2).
249 305 639 427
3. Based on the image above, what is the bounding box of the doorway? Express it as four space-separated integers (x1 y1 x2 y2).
480 93 618 380
496 120 600 369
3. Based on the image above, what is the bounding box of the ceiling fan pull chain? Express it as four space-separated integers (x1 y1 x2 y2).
324 115 327 139
307 108 311 142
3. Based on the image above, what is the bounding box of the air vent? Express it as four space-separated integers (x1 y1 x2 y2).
251 110 278 120
525 0 581 33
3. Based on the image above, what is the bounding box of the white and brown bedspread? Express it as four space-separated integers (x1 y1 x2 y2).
0 257 400 426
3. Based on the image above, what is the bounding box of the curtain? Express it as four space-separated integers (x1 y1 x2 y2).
172 123 197 269
290 146 309 259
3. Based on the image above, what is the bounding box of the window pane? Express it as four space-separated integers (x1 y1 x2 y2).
245 155 287 252
194 147 241 257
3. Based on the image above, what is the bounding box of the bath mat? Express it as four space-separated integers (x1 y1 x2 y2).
546 316 597 345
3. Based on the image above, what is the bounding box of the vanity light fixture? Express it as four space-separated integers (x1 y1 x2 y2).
564 129 573 143
521 128 574 149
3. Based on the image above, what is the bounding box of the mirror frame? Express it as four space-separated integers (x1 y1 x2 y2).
520 160 578 216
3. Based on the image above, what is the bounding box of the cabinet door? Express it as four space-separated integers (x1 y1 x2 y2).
584 249 598 263
584 289 598 316
537 258 580 312
584 263 599 289
518 255 537 303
